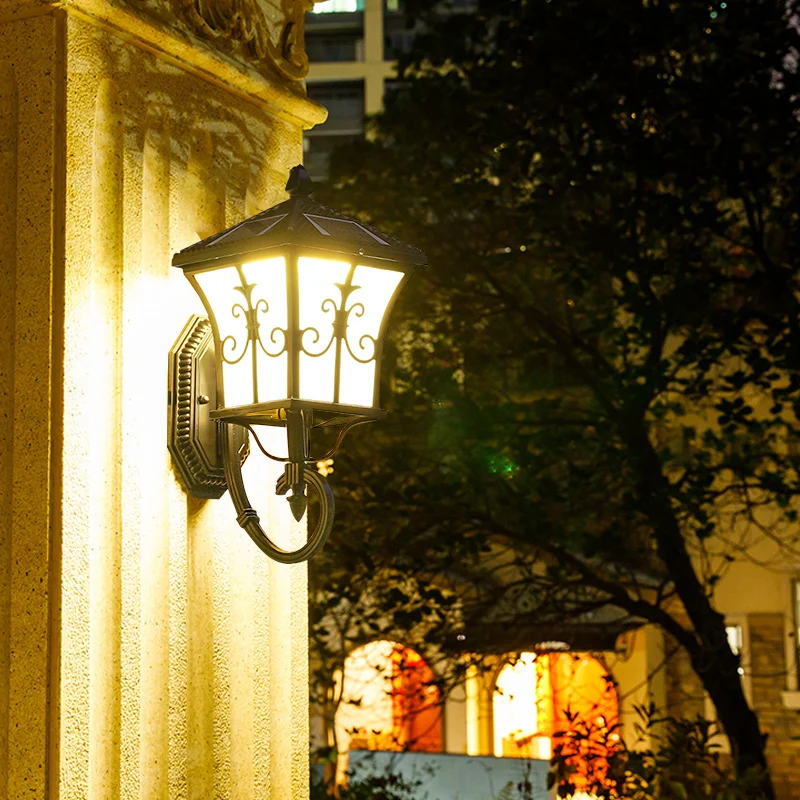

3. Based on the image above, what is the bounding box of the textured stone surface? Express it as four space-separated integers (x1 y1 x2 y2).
0 13 62 798
750 614 800 800
664 611 800 800
0 2 318 797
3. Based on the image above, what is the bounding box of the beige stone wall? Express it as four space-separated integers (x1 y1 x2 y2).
0 12 64 797
749 613 800 800
663 612 800 800
0 1 325 796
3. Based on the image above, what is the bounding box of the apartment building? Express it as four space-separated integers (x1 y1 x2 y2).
303 0 399 177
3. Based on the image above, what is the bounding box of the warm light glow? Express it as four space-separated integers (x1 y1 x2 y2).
335 640 397 755
191 255 403 412
297 256 351 403
465 665 483 756
550 654 619 794
296 258 403 407
335 640 441 756
193 265 254 407
242 257 289 402
338 265 403 407
192 257 288 408
493 653 552 760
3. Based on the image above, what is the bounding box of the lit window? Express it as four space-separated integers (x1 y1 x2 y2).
726 623 744 676
492 651 619 788
703 616 752 749
311 0 364 12
493 653 552 760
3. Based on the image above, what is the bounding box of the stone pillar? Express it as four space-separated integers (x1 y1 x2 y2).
0 0 326 796
465 661 495 756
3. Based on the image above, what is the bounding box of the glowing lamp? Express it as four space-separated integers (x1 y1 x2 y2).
168 165 424 563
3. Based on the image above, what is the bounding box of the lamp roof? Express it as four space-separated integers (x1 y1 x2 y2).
173 165 427 269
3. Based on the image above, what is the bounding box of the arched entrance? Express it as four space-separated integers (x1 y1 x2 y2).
492 651 619 786
336 640 442 754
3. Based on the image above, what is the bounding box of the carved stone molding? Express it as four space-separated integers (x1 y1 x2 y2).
123 0 319 81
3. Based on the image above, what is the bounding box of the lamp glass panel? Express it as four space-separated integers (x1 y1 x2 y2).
297 256 351 403
240 257 289 403
338 265 403 407
193 265 254 408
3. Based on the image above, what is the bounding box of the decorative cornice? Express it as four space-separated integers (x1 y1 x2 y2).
180 0 314 81
0 0 329 127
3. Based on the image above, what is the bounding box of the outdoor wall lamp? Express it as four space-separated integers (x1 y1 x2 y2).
168 165 425 563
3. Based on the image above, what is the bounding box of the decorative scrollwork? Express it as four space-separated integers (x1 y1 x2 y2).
344 332 378 364
222 300 252 365
177 0 320 81
223 423 334 564
299 324 334 358
220 268 288 394
298 278 379 368
258 320 287 358
219 263 381 405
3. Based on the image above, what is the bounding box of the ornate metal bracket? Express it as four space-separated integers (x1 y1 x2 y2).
168 315 334 563
168 315 248 498
225 424 335 564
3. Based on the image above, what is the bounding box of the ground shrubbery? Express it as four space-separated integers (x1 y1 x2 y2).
550 707 768 800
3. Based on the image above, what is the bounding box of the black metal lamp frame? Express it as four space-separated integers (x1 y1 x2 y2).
168 165 425 564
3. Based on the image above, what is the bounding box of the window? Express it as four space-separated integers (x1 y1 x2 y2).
306 34 364 62
304 81 365 179
492 653 619 792
303 133 359 181
493 653 552 760
703 617 752 750
306 82 364 134
726 623 744 673
311 0 364 12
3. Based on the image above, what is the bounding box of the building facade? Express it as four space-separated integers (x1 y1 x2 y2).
0 0 325 797
303 0 420 178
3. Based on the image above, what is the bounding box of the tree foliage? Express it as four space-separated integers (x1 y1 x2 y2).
309 1 800 795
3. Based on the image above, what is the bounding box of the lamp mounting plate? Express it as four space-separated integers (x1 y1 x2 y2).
168 315 247 499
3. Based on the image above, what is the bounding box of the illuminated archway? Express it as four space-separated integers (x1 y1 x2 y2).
335 640 442 754
492 652 553 760
550 653 619 793
492 652 619 781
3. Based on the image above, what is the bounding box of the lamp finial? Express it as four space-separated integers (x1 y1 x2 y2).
286 165 314 197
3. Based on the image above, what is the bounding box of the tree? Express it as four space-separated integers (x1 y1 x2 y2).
310 1 800 796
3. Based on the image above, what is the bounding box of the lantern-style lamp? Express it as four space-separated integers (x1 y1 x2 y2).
168 165 425 563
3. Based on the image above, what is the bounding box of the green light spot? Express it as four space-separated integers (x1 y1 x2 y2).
487 454 517 478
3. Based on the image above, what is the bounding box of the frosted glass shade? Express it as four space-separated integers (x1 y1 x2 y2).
188 252 406 416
